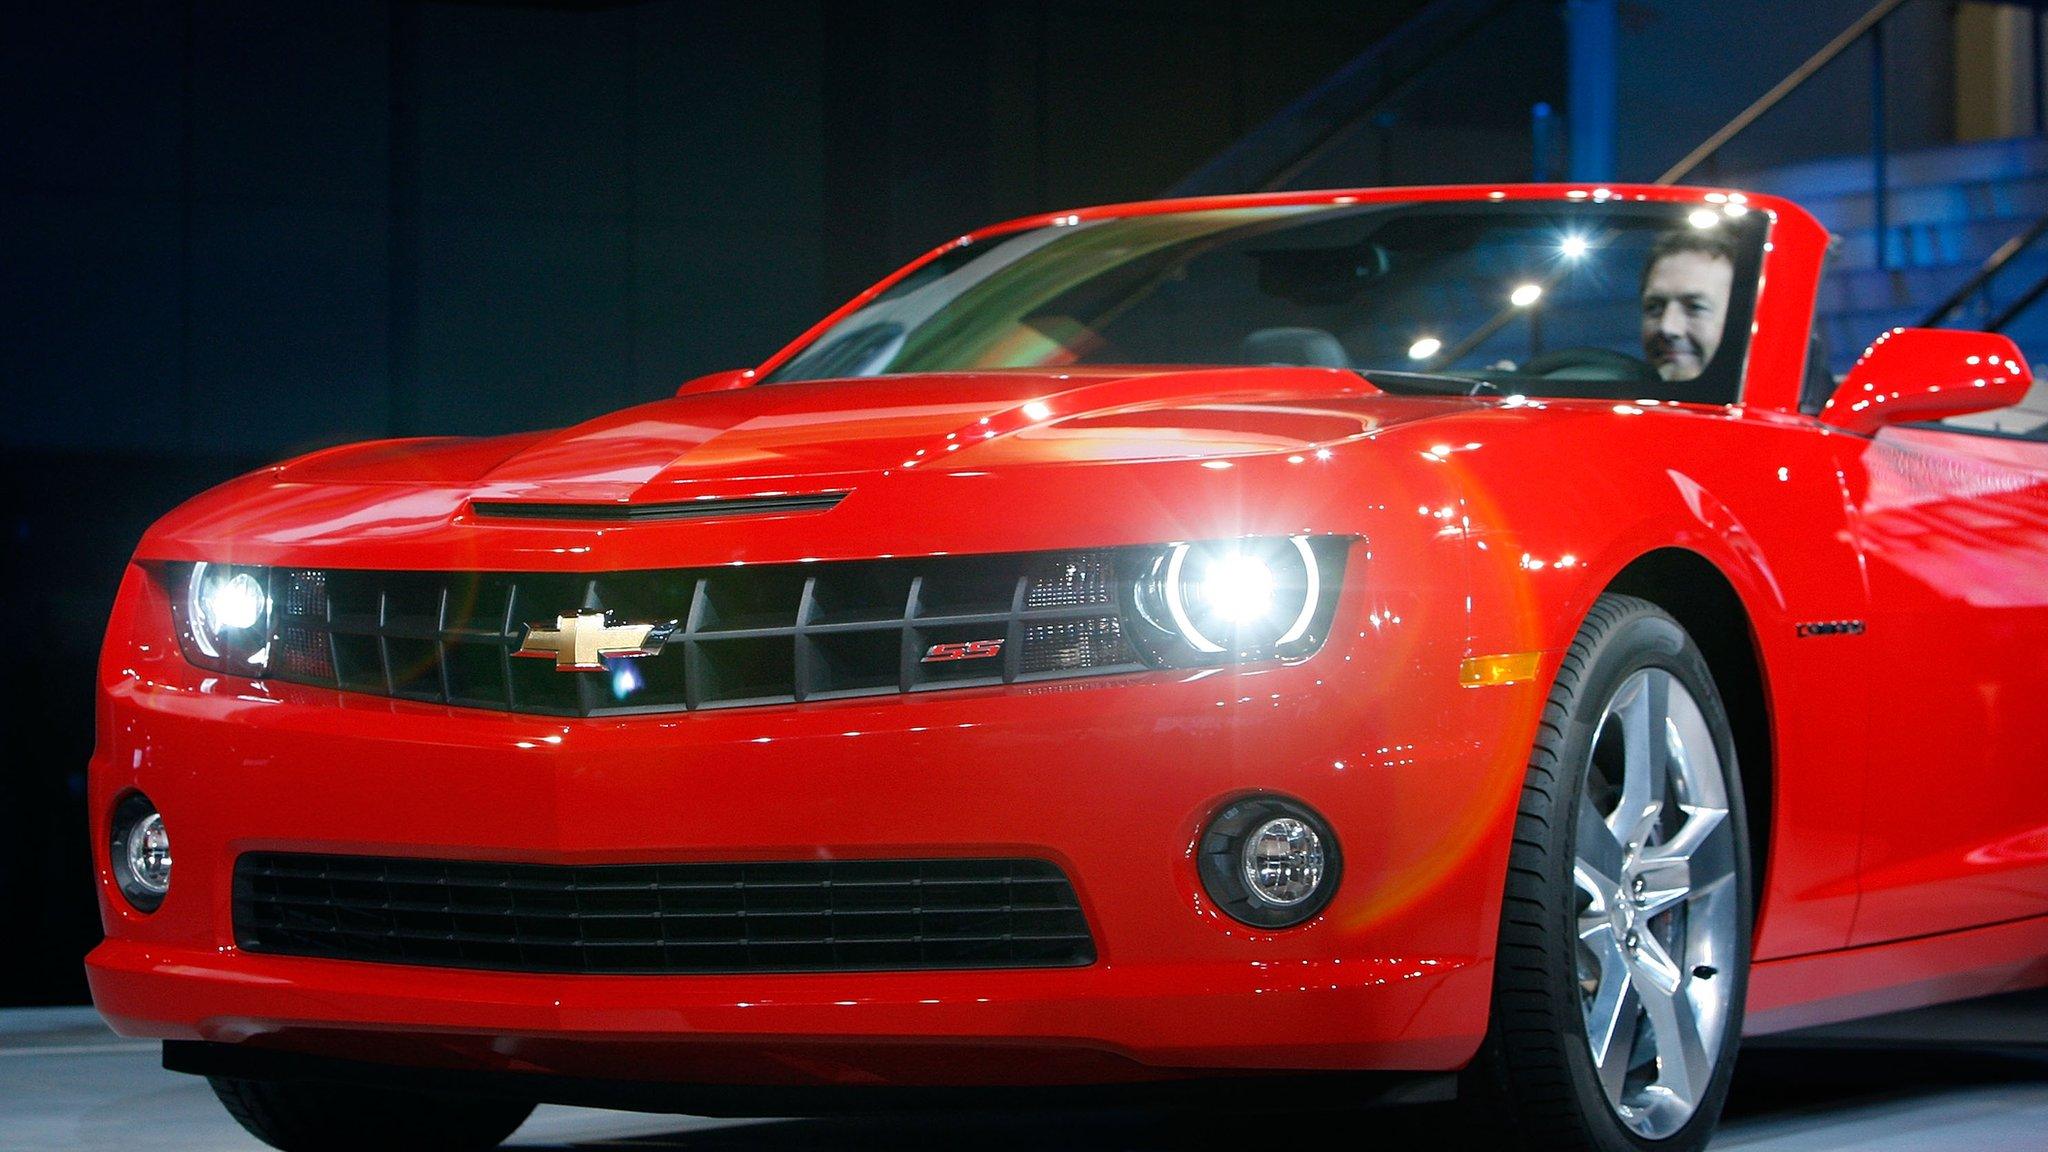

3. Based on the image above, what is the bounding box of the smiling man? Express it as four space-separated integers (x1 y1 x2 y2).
1640 227 1737 382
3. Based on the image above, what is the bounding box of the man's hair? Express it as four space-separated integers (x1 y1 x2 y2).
1640 227 1738 293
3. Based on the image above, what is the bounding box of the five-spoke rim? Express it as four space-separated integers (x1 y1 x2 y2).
1572 667 1739 1139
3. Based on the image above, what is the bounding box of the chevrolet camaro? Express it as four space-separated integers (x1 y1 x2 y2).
86 185 2048 1152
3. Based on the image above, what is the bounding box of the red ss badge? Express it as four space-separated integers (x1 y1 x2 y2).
921 639 1005 663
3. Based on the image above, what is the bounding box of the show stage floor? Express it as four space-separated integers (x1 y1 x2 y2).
7 995 2046 1150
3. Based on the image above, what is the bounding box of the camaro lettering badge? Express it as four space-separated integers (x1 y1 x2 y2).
515 611 677 672
922 639 1004 663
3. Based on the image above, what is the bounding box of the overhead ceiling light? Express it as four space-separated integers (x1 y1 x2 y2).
1510 283 1543 307
1560 234 1590 259
1408 336 1442 360
1688 208 1720 229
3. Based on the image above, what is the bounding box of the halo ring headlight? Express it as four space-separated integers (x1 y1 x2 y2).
1276 536 1320 646
172 562 273 673
1137 536 1328 660
206 571 267 633
1163 544 1225 654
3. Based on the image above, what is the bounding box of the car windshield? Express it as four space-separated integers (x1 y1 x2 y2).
766 199 1768 403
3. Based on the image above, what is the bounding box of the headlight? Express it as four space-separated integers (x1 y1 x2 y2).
1129 536 1341 663
169 561 273 674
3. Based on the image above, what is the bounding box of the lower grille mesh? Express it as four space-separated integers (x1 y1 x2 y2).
233 853 1096 974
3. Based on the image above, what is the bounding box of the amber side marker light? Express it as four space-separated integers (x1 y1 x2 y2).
1459 651 1543 687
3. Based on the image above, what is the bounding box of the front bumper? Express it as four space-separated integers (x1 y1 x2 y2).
86 565 1538 1086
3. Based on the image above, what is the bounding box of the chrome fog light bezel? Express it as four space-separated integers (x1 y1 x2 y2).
110 791 171 913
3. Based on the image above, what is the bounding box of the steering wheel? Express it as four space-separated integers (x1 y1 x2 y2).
1520 346 1661 385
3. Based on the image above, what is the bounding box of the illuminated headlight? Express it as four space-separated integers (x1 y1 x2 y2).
1130 536 1341 662
170 561 273 674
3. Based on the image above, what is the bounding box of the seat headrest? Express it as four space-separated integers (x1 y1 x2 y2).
1238 327 1349 369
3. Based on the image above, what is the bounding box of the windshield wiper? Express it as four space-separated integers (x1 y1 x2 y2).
1353 369 1500 398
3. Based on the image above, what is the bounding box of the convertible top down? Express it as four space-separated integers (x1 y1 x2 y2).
87 184 2048 1152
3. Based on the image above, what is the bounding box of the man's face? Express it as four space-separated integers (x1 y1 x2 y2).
1640 251 1733 382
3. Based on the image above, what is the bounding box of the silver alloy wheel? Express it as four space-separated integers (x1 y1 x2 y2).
1572 667 1739 1139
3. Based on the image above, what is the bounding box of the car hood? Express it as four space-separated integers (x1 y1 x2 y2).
276 367 1464 500
141 367 1481 567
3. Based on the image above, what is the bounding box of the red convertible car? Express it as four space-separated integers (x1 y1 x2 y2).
87 184 2048 1152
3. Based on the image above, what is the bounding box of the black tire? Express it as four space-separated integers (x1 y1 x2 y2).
208 1075 536 1152
1466 593 1754 1152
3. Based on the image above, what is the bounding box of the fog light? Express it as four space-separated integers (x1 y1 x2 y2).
1242 817 1324 906
1198 796 1340 929
111 793 170 912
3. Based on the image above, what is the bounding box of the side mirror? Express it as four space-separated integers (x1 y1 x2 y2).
1820 328 2031 436
675 368 756 397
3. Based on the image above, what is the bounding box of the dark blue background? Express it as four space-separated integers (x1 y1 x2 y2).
0 0 1965 1006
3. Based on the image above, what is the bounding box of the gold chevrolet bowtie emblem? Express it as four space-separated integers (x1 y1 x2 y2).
514 611 677 672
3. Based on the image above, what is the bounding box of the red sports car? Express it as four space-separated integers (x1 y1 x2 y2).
86 184 2048 1152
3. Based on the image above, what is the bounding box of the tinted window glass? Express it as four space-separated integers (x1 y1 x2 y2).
769 200 1768 404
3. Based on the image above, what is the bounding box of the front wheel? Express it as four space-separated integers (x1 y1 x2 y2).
1469 594 1752 1152
209 1075 536 1152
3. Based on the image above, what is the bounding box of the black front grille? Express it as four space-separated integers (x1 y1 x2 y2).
234 853 1095 974
264 551 1142 716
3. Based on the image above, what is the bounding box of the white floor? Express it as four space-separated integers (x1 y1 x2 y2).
4 1005 2045 1150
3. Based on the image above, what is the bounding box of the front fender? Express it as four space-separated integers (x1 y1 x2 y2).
1417 401 1870 960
